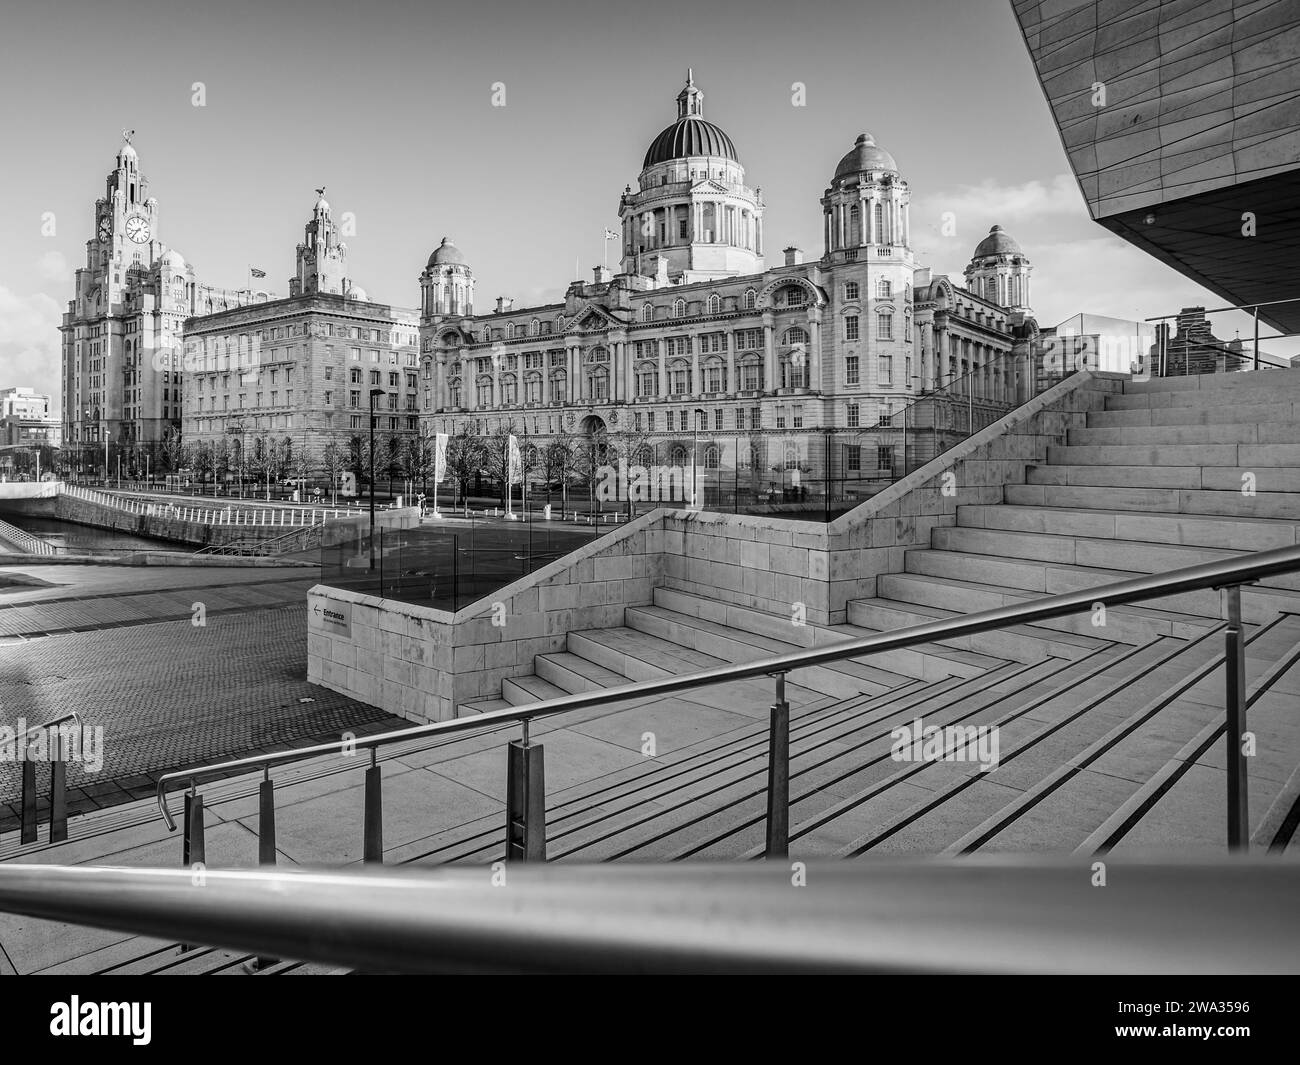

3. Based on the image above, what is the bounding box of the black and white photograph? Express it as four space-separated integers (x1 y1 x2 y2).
0 0 1297 1029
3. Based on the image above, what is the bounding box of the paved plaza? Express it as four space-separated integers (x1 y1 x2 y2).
0 562 401 831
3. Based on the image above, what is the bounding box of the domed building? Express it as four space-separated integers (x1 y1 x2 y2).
416 74 1040 492
964 225 1033 315
616 71 765 283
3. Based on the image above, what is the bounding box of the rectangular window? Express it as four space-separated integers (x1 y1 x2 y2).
751 407 760 429
736 408 746 430
350 347 360 361
844 281 859 301
845 316 859 341
792 405 803 429
847 445 861 472
775 407 786 429
879 355 893 386
324 391 332 405
905 356 913 388
648 411 656 431
846 355 860 386
878 445 893 472
714 408 723 431
847 403 860 428
679 410 688 431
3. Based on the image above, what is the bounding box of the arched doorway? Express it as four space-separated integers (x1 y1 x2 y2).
579 414 606 437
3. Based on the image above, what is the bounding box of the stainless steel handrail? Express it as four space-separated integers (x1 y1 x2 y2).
18 711 79 748
1 858 1297 974
156 541 1300 830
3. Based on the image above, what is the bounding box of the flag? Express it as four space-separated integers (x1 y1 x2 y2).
603 228 619 241
507 434 522 485
434 433 448 484
249 267 266 279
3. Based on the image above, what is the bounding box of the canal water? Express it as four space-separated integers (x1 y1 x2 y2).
1 516 183 553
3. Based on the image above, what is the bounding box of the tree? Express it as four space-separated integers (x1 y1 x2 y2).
615 424 657 519
573 429 616 516
322 439 348 504
444 425 485 515
405 431 436 496
213 438 232 494
160 430 188 479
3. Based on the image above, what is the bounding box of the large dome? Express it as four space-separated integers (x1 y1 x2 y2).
972 225 1024 258
428 237 467 268
643 116 738 168
833 133 898 179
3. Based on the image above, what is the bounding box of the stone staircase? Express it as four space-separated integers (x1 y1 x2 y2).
7 369 1300 974
458 368 1300 858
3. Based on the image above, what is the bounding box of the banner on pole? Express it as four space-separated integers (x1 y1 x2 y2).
507 434 522 485
434 433 448 484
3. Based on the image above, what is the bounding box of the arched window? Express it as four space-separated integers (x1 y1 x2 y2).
782 286 806 307
704 445 721 469
668 358 691 396
703 356 726 394
738 353 764 392
743 288 757 310
670 445 688 467
550 370 568 404
501 374 518 405
530 318 540 336
782 326 808 347
873 202 884 243
877 279 892 299
707 293 721 315
636 362 658 398
673 297 686 319
849 204 861 245
586 366 608 401
641 304 655 322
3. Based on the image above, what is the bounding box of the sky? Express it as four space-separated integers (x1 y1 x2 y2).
0 0 1286 406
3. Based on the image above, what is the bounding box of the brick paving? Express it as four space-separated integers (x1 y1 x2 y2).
0 564 405 831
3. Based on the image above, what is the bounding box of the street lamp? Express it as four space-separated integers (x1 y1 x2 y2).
369 388 384 570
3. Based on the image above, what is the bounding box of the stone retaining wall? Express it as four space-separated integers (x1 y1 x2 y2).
307 372 1126 720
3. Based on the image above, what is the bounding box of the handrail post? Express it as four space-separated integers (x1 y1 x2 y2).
363 748 383 863
1224 584 1249 851
506 720 546 862
765 671 790 858
49 729 67 844
20 759 37 845
258 767 276 866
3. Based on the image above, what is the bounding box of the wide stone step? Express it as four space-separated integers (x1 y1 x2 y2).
1066 423 1289 447
1005 482 1300 521
502 673 569 706
904 548 1300 624
929 525 1300 594
877 571 1214 645
845 596 1107 661
1122 369 1300 397
1026 462 1300 494
1087 400 1300 429
1081 617 1300 855
651 585 1003 680
625 603 914 700
674 647 1156 862
854 630 1230 857
549 659 1064 863
1049 442 1300 468
958 503 1299 553
958 619 1294 855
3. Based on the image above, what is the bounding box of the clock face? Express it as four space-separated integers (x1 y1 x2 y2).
125 215 151 244
97 219 111 242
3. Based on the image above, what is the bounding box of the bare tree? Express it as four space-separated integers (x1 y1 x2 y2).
445 425 485 515
322 438 348 505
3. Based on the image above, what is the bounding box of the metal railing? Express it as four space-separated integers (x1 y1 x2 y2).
3 712 79 845
159 542 1300 865
1 857 1297 973
0 516 56 555
62 483 356 529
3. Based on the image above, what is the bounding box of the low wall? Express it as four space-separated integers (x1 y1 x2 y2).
308 511 664 723
307 371 1126 720
662 371 1127 625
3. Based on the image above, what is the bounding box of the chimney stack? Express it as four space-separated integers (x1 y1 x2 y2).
784 246 803 266
495 296 514 314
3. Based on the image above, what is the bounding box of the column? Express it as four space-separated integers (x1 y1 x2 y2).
756 216 763 257
807 311 821 393
858 193 869 247
691 335 700 398
657 337 668 399
727 335 736 395
762 314 776 393
542 358 551 406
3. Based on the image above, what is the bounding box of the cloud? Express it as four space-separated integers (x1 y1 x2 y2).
36 250 70 282
0 286 63 403
913 174 1088 230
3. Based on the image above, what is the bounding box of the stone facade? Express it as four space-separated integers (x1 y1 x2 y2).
61 137 266 474
180 194 421 467
418 76 1038 469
